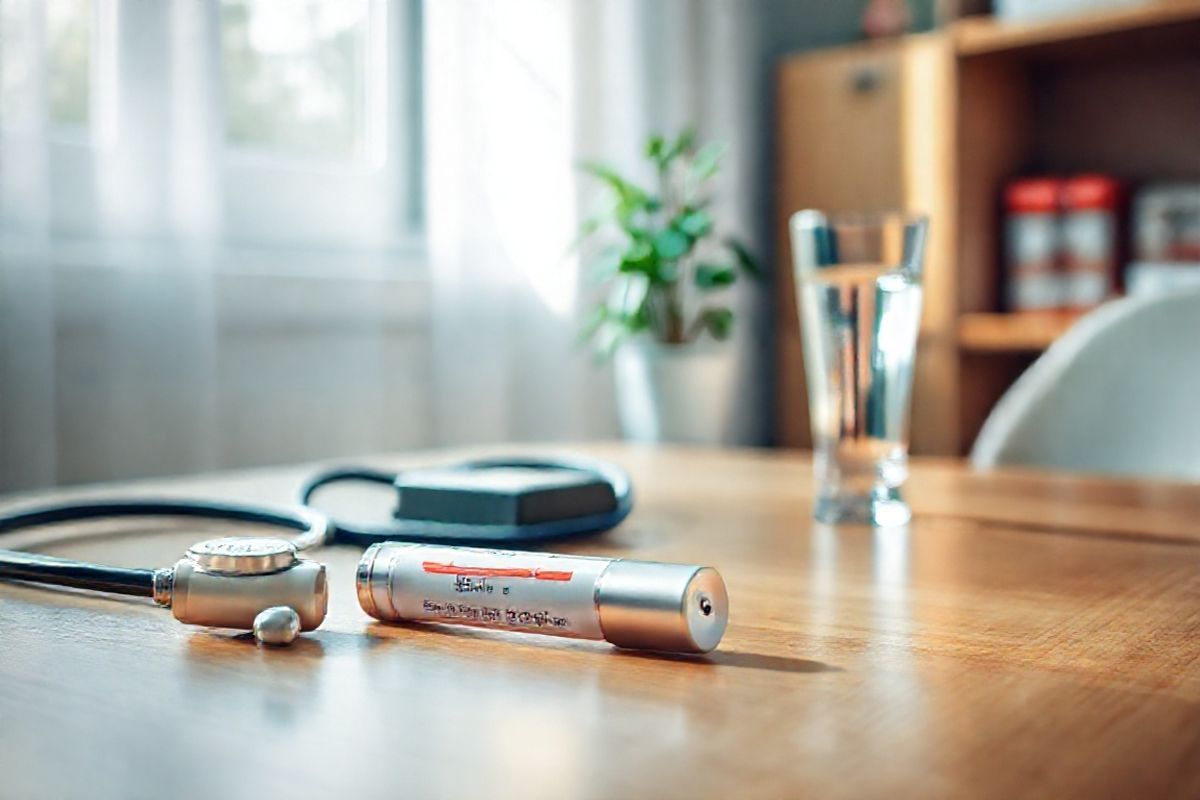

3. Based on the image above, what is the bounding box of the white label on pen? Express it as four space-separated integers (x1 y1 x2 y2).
382 545 611 639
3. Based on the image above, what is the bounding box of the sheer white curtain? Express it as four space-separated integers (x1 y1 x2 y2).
0 1 429 491
0 1 216 489
424 0 768 446
1 0 792 491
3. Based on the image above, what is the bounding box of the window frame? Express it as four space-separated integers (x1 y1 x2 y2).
0 0 425 269
41 0 118 146
219 0 425 251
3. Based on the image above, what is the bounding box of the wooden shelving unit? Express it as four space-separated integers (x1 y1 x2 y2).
957 311 1086 352
775 2 1200 455
954 0 1200 54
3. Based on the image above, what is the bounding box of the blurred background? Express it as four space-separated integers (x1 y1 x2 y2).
1 0 1197 491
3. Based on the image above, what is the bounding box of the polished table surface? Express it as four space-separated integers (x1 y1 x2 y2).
2 445 1200 799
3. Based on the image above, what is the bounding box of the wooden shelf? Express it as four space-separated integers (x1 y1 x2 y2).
776 6 1199 454
954 0 1200 55
958 311 1087 352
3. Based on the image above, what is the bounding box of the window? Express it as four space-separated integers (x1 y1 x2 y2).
0 0 423 258
46 0 92 126
217 0 420 250
221 0 374 162
1 0 115 141
1 0 36 126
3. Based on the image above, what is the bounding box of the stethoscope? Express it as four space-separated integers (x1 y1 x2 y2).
0 456 633 647
299 455 633 546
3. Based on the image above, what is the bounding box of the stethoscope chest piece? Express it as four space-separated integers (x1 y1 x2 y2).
186 537 299 575
159 536 328 641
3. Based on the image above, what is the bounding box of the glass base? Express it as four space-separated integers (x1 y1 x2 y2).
814 488 911 528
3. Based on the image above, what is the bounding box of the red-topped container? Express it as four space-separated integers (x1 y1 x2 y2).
1061 175 1121 308
1005 177 1063 311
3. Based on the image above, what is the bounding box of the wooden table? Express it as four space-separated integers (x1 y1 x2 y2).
2 445 1199 799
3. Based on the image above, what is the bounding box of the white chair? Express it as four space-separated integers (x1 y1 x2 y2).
971 288 1200 480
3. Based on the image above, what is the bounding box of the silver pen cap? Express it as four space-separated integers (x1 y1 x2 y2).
596 561 728 653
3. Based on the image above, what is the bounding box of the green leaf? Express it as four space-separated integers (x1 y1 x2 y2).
579 161 627 190
666 127 696 161
589 246 623 283
647 127 698 173
690 140 726 182
609 273 650 319
653 227 690 261
580 161 649 205
726 237 762 280
625 225 653 242
695 263 736 290
618 239 655 274
615 194 660 231
566 213 608 253
645 134 665 162
698 307 734 341
593 320 626 361
677 209 713 239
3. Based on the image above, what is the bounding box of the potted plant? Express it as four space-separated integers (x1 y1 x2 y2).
576 129 760 444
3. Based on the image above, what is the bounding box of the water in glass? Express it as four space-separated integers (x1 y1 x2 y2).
790 212 928 526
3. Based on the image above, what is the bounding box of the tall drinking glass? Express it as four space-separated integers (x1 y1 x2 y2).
789 211 928 527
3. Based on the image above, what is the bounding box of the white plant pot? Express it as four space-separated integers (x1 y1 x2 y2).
613 339 736 445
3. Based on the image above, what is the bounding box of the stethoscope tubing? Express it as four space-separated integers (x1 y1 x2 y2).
0 499 330 595
299 455 634 546
0 456 633 594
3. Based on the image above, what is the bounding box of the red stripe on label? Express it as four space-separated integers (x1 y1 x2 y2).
421 561 573 581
